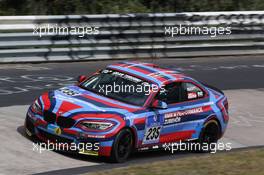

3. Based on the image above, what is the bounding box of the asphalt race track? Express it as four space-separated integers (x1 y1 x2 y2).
0 55 264 174
1 55 264 106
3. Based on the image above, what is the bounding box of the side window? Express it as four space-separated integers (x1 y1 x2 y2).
156 82 181 104
182 82 204 101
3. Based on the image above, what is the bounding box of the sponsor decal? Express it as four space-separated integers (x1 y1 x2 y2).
102 69 142 83
187 92 197 99
187 86 197 91
197 91 204 97
152 145 159 149
164 116 181 125
138 147 149 151
79 150 99 156
79 133 106 139
164 107 206 125
165 107 204 118
54 127 62 135
47 124 62 135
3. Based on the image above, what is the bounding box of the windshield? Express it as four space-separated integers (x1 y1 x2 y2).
79 69 153 106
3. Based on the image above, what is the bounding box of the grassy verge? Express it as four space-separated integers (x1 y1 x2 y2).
87 148 264 175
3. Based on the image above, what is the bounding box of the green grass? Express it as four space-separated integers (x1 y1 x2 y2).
87 148 264 175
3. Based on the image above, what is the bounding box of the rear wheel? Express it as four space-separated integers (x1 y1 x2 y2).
197 120 220 152
110 128 133 163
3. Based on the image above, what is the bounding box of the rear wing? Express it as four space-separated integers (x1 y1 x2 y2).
202 83 224 95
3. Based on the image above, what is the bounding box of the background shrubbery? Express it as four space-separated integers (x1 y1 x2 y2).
0 0 263 15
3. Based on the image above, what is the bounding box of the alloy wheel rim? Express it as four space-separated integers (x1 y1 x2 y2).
117 133 132 158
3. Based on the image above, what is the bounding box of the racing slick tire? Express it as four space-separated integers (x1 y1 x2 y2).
196 120 220 153
110 128 134 163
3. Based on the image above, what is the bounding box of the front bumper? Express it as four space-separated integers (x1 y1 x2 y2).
24 111 113 157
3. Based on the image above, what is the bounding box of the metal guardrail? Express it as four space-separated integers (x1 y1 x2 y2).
0 11 264 63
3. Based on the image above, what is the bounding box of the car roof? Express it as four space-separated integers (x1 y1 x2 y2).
107 61 188 86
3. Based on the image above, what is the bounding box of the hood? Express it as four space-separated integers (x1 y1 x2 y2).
40 85 142 118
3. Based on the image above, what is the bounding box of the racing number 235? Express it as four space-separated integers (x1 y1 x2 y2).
145 126 161 141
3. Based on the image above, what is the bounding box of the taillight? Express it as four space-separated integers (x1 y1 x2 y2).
224 100 229 114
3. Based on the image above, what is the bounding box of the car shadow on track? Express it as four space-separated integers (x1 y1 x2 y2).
32 150 195 175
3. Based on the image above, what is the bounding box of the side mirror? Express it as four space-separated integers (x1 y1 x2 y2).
77 75 87 83
151 99 168 109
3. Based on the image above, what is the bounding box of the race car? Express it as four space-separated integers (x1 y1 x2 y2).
25 61 229 162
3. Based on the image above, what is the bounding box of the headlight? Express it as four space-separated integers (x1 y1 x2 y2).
79 121 114 131
31 99 42 114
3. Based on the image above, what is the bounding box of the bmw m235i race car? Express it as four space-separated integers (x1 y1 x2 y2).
25 61 229 162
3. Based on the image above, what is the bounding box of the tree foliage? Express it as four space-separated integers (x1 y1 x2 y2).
0 0 263 15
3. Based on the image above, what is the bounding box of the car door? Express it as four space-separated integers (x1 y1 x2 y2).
154 81 209 144
140 82 181 146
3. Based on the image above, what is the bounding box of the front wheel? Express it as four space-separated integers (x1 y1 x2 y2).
110 128 133 163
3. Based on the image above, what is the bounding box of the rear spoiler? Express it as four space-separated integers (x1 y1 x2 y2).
202 83 224 95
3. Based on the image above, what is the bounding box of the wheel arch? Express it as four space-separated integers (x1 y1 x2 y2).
118 126 137 150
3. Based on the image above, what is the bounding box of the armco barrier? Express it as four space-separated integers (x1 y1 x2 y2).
0 11 264 63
